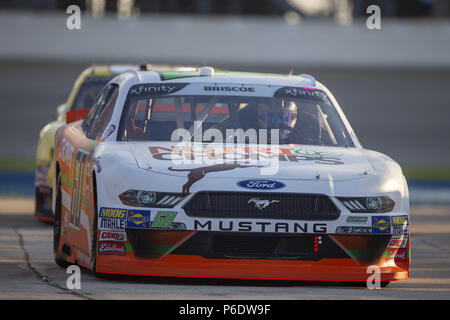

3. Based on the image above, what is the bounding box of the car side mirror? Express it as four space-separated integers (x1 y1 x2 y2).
53 103 67 121
66 108 89 123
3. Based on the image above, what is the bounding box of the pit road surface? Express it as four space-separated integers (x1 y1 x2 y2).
1 198 449 300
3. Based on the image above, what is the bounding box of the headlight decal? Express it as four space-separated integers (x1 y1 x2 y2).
119 189 187 208
337 196 395 213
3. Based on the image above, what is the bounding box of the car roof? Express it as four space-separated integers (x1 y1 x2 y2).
120 67 318 89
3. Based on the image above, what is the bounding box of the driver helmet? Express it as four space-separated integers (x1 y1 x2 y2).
257 100 298 142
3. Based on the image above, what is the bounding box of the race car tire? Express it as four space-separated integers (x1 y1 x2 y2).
89 173 119 279
90 173 99 275
53 167 70 268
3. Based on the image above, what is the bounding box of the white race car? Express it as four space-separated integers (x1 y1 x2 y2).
53 67 410 285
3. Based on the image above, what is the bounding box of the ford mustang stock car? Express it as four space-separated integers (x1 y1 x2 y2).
52 67 410 284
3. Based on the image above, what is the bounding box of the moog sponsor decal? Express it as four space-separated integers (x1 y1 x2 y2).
98 207 126 231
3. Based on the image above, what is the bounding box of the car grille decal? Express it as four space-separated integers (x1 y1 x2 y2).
183 192 340 220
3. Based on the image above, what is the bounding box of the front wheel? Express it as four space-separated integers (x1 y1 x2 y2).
53 169 69 268
90 174 99 275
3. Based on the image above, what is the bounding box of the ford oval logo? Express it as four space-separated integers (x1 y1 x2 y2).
237 179 285 190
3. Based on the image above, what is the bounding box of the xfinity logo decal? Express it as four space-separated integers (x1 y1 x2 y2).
237 179 285 190
248 198 279 210
129 83 187 95
193 220 327 233
274 87 326 100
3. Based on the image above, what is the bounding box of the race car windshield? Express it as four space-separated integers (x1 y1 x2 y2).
118 84 354 147
72 76 112 111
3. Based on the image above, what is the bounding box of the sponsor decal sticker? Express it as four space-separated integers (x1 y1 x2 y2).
98 207 126 231
392 215 408 226
149 145 344 166
99 230 127 242
98 241 126 256
58 137 75 168
126 210 151 229
129 83 187 96
237 179 285 190
395 248 408 262
392 226 406 238
204 85 255 93
346 216 368 224
99 207 127 219
391 215 408 239
372 216 391 234
99 218 125 230
151 211 177 228
388 235 408 249
274 87 327 100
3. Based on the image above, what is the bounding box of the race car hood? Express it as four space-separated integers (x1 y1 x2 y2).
127 142 375 182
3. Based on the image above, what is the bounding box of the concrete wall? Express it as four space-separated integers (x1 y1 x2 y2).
0 12 449 166
1 12 450 68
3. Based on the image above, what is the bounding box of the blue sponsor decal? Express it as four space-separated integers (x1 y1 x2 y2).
372 216 391 234
126 209 151 229
237 179 285 190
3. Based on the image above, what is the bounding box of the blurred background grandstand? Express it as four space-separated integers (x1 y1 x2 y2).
0 0 449 201
1 0 449 19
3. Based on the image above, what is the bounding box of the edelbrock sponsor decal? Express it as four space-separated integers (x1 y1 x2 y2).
98 241 126 256
395 248 408 262
237 179 285 190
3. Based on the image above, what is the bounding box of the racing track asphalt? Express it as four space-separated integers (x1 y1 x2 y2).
0 198 449 300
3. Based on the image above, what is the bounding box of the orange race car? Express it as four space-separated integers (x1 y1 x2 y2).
53 67 410 285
